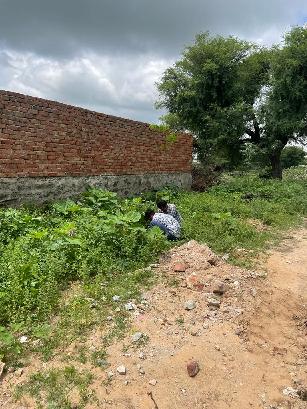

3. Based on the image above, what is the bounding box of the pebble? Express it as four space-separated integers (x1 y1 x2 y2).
251 288 257 297
116 365 126 375
19 336 28 344
15 368 24 377
207 298 221 309
0 362 5 377
131 332 144 343
106 316 113 321
173 262 189 272
184 300 196 311
138 352 146 360
115 307 121 312
190 330 198 336
112 295 120 302
187 360 200 377
149 379 157 386
107 371 114 379
282 386 299 398
212 281 227 295
125 302 135 311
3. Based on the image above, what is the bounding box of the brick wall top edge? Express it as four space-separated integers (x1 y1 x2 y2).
0 89 191 141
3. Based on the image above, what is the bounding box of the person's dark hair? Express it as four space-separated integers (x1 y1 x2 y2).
144 209 155 221
156 199 168 210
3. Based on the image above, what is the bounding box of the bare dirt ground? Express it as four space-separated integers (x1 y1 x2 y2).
1 228 307 409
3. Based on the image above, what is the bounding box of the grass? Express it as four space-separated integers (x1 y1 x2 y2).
0 168 306 408
177 173 307 266
15 366 95 409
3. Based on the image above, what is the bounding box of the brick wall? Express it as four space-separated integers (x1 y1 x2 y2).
0 90 192 178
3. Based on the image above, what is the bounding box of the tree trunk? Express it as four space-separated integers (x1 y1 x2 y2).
269 151 283 179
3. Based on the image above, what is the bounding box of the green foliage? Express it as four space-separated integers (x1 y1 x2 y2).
283 165 307 181
281 146 306 169
157 32 267 167
0 189 168 336
149 123 178 147
177 175 307 261
157 27 307 178
15 366 94 409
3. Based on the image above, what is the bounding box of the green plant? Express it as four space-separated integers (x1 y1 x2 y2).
15 366 94 409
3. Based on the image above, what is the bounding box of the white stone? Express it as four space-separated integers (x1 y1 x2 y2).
117 365 126 375
112 295 120 302
131 332 143 343
184 300 196 311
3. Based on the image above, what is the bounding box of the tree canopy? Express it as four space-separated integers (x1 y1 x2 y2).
157 27 307 178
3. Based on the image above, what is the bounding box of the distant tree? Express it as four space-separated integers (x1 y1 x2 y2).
157 27 307 178
281 146 306 169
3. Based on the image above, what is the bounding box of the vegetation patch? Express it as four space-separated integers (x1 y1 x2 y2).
15 366 95 409
0 173 306 370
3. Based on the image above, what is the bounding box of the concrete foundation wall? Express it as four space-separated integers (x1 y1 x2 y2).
0 173 191 206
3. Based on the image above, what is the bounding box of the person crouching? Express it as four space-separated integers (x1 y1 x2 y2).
144 209 180 241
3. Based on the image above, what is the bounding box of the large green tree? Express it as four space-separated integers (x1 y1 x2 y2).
157 27 307 178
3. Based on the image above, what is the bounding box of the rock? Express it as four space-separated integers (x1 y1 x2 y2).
212 281 227 295
107 371 114 379
112 295 120 302
208 256 219 266
173 262 189 273
139 367 145 375
131 332 144 343
19 336 28 344
222 254 229 261
184 300 196 311
186 273 205 291
116 365 126 375
15 368 24 377
0 362 5 378
190 330 198 336
149 379 157 386
187 360 200 377
298 387 307 401
149 264 159 269
106 316 113 321
115 307 121 313
251 288 257 297
124 380 130 385
282 387 299 398
138 352 146 360
207 298 221 309
124 302 135 311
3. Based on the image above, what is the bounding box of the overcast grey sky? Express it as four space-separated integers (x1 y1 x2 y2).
0 0 306 122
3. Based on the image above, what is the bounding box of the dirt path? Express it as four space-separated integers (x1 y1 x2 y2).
1 228 307 408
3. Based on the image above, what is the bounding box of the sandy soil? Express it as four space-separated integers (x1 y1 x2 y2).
1 228 306 409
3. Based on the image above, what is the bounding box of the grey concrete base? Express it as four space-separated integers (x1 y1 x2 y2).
0 173 191 206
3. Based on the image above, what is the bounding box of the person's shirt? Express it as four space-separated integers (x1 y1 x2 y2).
158 203 182 224
149 213 181 239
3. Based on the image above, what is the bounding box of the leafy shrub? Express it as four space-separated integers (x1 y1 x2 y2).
0 190 169 329
281 146 306 169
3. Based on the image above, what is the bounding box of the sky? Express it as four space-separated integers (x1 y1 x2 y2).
0 0 306 123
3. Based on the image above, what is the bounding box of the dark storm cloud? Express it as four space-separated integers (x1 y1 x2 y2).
1 0 306 58
0 0 306 122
